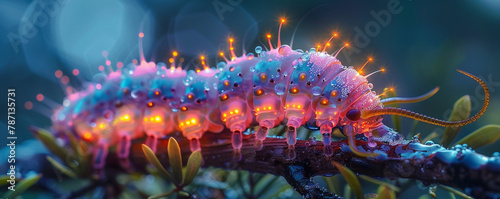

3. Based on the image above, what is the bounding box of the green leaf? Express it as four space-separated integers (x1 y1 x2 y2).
422 131 440 144
441 95 471 147
454 125 500 149
359 175 400 192
3 174 42 198
323 175 341 194
438 185 472 199
376 185 396 199
66 131 82 156
168 137 183 184
46 156 78 178
332 161 363 199
142 144 178 185
255 174 280 197
182 151 202 186
0 175 15 186
148 189 176 199
30 126 68 161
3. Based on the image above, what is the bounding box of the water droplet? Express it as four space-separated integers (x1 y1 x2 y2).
275 83 286 95
204 83 210 91
309 48 316 53
425 140 435 145
249 66 255 72
255 46 262 54
367 83 373 89
247 53 254 59
217 62 226 70
312 86 321 96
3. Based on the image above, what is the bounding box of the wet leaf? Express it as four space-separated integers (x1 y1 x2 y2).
323 175 341 194
168 137 183 184
428 185 437 198
454 125 500 149
142 144 178 185
30 126 67 161
66 131 82 156
178 191 189 197
46 156 78 178
359 175 400 192
0 175 15 186
182 151 202 186
148 189 175 199
438 185 472 199
376 185 396 199
441 95 471 147
255 174 280 197
422 131 440 143
332 161 363 199
3 174 42 198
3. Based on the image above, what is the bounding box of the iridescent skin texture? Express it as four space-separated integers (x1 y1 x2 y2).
52 45 392 169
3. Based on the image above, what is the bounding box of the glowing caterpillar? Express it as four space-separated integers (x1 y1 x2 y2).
46 19 489 171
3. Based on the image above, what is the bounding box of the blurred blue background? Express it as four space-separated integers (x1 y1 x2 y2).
0 0 499 197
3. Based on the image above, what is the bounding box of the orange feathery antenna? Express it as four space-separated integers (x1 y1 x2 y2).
229 37 236 59
382 87 440 105
362 70 489 127
322 32 338 52
277 18 285 47
333 42 349 58
377 87 395 97
358 57 373 75
219 51 229 62
266 34 273 50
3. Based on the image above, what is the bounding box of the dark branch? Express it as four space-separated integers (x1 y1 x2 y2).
107 131 500 199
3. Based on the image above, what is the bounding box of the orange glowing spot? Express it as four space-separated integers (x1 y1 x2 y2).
230 47 234 51
36 94 44 101
331 90 338 97
290 87 299 94
344 42 350 47
139 32 144 38
186 121 191 125
230 111 234 114
299 73 306 81
83 132 92 140
281 18 285 23
263 107 267 110
180 122 184 126
381 67 386 72
235 109 239 114
169 58 174 63
188 94 194 100
321 98 329 105
317 45 321 49
219 52 224 56
191 119 196 124
154 91 160 96
297 105 301 109
229 38 234 42
200 56 205 60
260 73 267 80
255 88 264 96
256 108 260 111
224 80 230 86
223 113 227 117
55 70 63 78
99 123 105 129
181 106 187 111
326 43 331 46
147 102 154 107
268 106 272 110
333 33 338 37
173 51 178 57
368 57 373 61
266 34 271 38
220 94 229 101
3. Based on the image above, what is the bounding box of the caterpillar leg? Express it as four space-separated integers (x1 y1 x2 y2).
254 120 273 150
320 124 333 156
118 135 131 159
286 117 301 150
344 125 380 158
145 134 158 153
232 130 243 161
93 143 109 170
189 137 201 152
